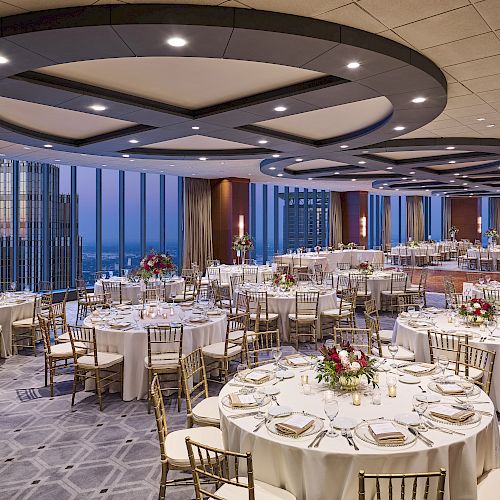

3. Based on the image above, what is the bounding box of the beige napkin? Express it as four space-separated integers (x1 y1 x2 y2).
285 354 310 367
436 383 464 395
403 363 435 375
430 405 474 423
275 415 314 436
244 370 271 384
368 422 406 445
229 393 257 408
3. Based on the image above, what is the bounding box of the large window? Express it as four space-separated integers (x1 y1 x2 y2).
101 169 119 274
78 167 96 284
164 176 180 267
146 173 161 252
125 171 140 270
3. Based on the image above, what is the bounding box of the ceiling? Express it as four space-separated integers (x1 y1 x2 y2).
0 1 498 197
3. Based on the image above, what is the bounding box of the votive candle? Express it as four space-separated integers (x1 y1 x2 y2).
301 374 309 385
352 391 361 406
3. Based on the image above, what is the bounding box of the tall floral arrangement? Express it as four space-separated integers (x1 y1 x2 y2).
358 261 374 275
316 342 377 390
232 233 253 252
137 250 176 281
273 273 296 290
485 228 498 238
449 225 459 239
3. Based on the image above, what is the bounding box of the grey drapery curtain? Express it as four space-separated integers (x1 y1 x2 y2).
442 197 452 240
382 196 391 248
406 196 424 242
491 198 500 235
183 178 213 273
328 192 342 247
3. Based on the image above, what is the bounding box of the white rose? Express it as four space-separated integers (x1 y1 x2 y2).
354 350 362 359
473 303 480 309
339 350 348 359
342 360 351 369
351 362 361 372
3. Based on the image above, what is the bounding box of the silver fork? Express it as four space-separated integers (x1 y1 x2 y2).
341 429 353 448
346 430 359 450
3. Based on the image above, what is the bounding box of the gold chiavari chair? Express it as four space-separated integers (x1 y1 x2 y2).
180 348 220 428
428 330 470 376
207 267 229 289
398 247 412 267
76 278 101 320
449 293 468 309
206 259 220 268
349 273 372 306
246 290 279 333
364 298 377 316
483 288 500 305
407 269 428 307
291 254 308 274
48 299 70 343
321 287 357 337
142 287 161 304
171 277 197 303
380 272 407 313
242 266 258 284
456 343 496 395
276 263 290 275
235 290 250 316
457 247 468 269
294 271 312 284
151 375 224 500
479 250 494 271
245 329 280 369
202 313 245 383
39 314 85 397
185 437 297 500
230 273 244 293
322 271 335 289
334 326 371 352
261 271 274 284
11 295 42 356
68 325 124 411
181 268 195 279
102 281 131 305
396 292 422 314
337 262 351 271
211 280 233 314
363 307 392 344
145 325 183 413
465 272 481 283
288 291 320 350
94 271 107 281
358 469 446 500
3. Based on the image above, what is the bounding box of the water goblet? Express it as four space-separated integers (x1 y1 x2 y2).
388 343 399 368
237 362 248 380
487 318 497 338
412 394 428 430
253 392 265 420
437 354 449 382
324 399 339 436
407 305 416 316
10 281 16 292
460 376 475 410
271 347 282 370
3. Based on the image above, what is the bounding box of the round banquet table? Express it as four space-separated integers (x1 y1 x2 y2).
467 248 500 269
393 310 500 411
82 303 227 401
279 250 383 272
206 264 273 285
235 284 337 341
220 363 499 500
0 293 37 358
94 277 184 304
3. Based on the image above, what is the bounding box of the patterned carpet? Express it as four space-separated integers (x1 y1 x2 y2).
0 294 445 500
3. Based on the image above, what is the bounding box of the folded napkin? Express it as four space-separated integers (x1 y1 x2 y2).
275 415 314 437
368 422 406 445
403 363 435 375
436 383 464 395
243 370 271 384
430 405 475 423
285 354 310 367
229 393 257 408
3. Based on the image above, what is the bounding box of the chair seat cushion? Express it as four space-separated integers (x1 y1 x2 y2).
378 329 393 343
57 332 71 343
215 477 296 500
192 396 220 426
288 314 317 322
49 342 86 358
250 313 279 322
12 317 37 328
321 308 350 318
381 290 406 296
164 426 223 468
77 352 123 369
456 366 483 381
228 329 245 342
374 345 415 361
202 342 242 359
144 352 181 369
173 293 195 302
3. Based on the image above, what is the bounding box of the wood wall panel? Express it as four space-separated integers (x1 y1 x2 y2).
211 178 249 264
450 197 480 242
340 191 368 246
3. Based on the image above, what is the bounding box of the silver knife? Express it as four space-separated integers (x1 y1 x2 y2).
314 430 328 448
409 426 433 447
227 411 259 419
253 418 269 432
307 430 324 448
451 405 492 417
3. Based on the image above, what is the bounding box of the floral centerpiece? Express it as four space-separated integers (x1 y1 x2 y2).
327 246 334 252
297 246 305 253
358 261 374 275
232 233 253 263
314 245 321 254
339 242 355 250
273 272 296 291
449 225 459 240
458 298 494 325
485 228 498 238
316 342 378 391
137 250 176 281
407 240 420 248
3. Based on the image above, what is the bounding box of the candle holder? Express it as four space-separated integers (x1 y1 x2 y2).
303 383 311 395
371 388 382 405
300 374 309 385
387 373 397 398
352 391 361 406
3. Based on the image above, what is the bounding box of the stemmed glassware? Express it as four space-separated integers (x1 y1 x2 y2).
460 376 475 409
438 354 449 382
412 394 428 430
486 318 497 339
388 343 399 368
253 392 265 420
271 347 282 371
324 398 339 436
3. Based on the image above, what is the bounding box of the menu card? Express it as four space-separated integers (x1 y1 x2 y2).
244 370 271 383
229 393 257 408
368 422 406 445
275 415 314 436
286 354 310 367
436 383 464 395
430 405 475 423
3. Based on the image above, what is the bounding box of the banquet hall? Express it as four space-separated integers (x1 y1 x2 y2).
1 1 500 499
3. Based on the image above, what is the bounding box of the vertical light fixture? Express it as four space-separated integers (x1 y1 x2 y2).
238 214 245 237
360 216 367 238
477 216 482 234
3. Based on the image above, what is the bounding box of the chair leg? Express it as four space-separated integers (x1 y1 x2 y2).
147 369 152 414
44 354 48 387
32 327 37 356
177 367 182 413
71 367 78 407
159 462 169 500
49 358 54 398
95 369 103 411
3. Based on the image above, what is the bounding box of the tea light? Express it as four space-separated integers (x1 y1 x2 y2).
301 374 309 385
373 372 380 385
352 391 361 406
169 307 175 316
388 385 397 397
447 314 453 324
303 383 311 395
480 323 486 332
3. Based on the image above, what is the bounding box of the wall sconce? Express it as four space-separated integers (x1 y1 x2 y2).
477 216 482 234
360 216 367 238
238 215 245 237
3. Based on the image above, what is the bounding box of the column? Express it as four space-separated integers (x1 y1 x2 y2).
340 191 368 246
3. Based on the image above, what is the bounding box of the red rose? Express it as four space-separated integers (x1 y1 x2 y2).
335 363 343 373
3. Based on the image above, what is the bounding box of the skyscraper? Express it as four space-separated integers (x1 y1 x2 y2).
0 160 81 291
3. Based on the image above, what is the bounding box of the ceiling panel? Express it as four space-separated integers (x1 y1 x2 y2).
142 135 258 150
316 3 387 33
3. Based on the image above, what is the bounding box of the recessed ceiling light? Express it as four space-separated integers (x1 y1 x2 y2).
277 173 284 177
43 144 52 148
128 139 139 144
129 159 135 162
295 158 303 162
23 147 31 150
386 167 393 170
199 157 207 161
412 97 426 103
379 187 383 189
449 161 456 164
191 126 200 130
383 183 388 186
89 104 106 112
475 185 479 188
446 146 455 150
486 124 495 128
272 154 280 158
308 177 313 181
54 159 60 162
462 175 468 178
274 106 287 112
412 179 417 182
450 180 455 183
0 56 9 64
454 173 460 176
167 37 187 47
477 118 486 121
334 172 339 175
101 164 107 167
258 140 268 144
395 189 400 191
393 126 405 131
160 170 164 173
410 171 415 174
463 182 468 186
425 189 430 192
351 178 356 181
122 154 129 158
192 173 196 176
269 167 276 171
358 161 366 165
340 145 349 149
347 61 360 69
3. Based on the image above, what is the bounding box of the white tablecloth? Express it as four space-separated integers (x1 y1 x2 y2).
94 278 184 304
220 363 499 500
83 305 227 400
394 312 500 411
467 248 500 269
280 251 383 272
206 265 273 285
0 294 36 357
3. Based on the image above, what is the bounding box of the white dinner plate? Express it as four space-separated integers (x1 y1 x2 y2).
332 416 359 429
416 394 440 403
399 375 420 384
394 412 420 427
259 386 280 396
268 405 292 417
275 370 294 379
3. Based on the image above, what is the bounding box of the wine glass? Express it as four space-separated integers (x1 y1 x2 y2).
388 343 399 367
271 347 282 370
407 305 416 316
253 392 265 420
324 399 339 436
438 354 449 382
237 362 248 380
486 318 497 338
460 377 475 409
412 394 428 429
10 281 16 292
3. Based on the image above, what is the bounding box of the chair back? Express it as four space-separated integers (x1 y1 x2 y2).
261 271 274 284
246 330 280 368
242 266 258 283
180 348 209 421
207 267 221 283
94 271 106 281
151 374 169 463
230 274 244 291
483 288 500 304
335 327 372 352
396 293 422 312
142 287 160 304
339 287 357 313
350 273 368 295
48 300 67 342
337 274 351 292
185 437 256 500
246 291 270 322
212 280 233 313
146 325 183 369
358 469 446 500
337 262 351 271
364 298 377 316
235 291 249 316
38 314 54 356
276 264 290 275
456 343 496 395
102 281 124 304
295 291 319 318
67 325 97 365
224 313 247 356
390 273 407 293
428 330 469 367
